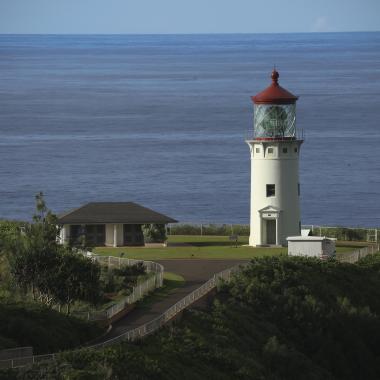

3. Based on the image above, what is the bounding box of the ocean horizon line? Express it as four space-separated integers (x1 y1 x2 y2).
0 30 379 37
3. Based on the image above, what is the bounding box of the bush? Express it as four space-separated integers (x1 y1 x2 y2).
0 220 25 253
100 263 146 293
0 301 102 354
169 224 202 235
20 255 380 379
143 224 167 243
311 226 372 241
169 223 250 236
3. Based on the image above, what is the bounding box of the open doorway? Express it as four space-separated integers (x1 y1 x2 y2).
266 219 276 245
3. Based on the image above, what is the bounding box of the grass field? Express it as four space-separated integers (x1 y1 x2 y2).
93 235 358 260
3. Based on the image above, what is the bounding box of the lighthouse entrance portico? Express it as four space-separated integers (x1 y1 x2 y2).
259 205 281 246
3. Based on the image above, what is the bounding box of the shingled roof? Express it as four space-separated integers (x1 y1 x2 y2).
57 202 177 224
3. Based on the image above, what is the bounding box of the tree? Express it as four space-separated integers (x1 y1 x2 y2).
0 220 24 254
142 224 167 243
8 192 61 301
8 193 101 312
54 251 101 314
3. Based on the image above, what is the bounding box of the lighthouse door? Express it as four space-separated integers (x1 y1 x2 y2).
266 220 276 245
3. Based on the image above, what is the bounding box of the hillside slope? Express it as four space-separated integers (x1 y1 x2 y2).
5 254 380 379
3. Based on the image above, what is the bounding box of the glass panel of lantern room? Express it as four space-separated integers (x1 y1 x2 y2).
254 104 296 138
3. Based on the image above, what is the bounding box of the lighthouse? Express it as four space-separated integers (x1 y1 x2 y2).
247 70 303 246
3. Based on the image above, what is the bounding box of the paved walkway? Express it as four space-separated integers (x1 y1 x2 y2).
96 259 247 342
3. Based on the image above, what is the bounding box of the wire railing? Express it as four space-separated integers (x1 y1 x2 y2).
336 245 379 264
88 262 244 350
0 261 245 369
70 254 164 321
245 128 305 142
167 223 379 242
302 225 379 243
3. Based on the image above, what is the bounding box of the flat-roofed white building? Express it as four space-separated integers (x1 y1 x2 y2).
287 236 336 259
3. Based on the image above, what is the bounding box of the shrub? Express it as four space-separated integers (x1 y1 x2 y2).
143 224 167 243
169 223 250 236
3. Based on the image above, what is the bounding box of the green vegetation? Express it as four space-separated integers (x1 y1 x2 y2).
0 194 149 315
0 301 101 354
2 193 102 314
168 235 249 244
136 272 185 310
169 223 379 243
100 262 146 294
11 254 380 379
0 195 104 352
310 226 377 242
143 224 167 243
69 263 149 315
94 235 355 260
169 223 250 236
0 194 150 353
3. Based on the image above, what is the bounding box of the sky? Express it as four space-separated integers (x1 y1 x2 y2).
0 0 379 34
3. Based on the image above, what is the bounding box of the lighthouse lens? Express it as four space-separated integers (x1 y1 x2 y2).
254 104 296 139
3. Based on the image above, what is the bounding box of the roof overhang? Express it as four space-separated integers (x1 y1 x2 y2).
57 202 178 225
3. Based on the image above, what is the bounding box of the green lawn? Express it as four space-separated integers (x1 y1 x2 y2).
94 235 287 260
93 235 357 260
94 235 285 259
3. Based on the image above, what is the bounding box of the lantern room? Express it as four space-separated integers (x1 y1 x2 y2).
251 70 298 140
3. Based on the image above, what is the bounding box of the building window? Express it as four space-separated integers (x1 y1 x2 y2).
268 148 274 154
282 147 288 153
255 147 260 153
298 183 300 196
266 184 275 197
294 147 298 153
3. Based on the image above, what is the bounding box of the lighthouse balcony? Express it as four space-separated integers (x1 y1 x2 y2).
245 128 305 142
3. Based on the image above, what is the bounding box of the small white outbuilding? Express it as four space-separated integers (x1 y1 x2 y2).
287 236 336 259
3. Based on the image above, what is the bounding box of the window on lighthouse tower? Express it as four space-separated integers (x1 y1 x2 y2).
266 184 275 197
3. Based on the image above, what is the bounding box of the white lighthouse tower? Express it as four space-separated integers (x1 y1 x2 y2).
247 70 303 246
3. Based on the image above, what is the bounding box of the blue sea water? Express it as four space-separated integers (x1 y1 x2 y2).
0 33 379 227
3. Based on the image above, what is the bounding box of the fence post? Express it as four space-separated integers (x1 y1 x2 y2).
200 224 203 236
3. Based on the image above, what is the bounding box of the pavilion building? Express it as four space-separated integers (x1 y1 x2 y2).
58 202 177 247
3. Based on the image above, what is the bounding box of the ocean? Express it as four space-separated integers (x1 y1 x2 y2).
0 33 379 227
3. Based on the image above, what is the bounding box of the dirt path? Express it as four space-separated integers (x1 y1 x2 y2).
97 259 247 342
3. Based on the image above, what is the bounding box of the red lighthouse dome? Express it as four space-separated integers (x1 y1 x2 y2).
252 70 298 105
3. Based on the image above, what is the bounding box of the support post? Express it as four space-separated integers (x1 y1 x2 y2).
113 224 117 248
275 219 278 246
61 225 66 244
